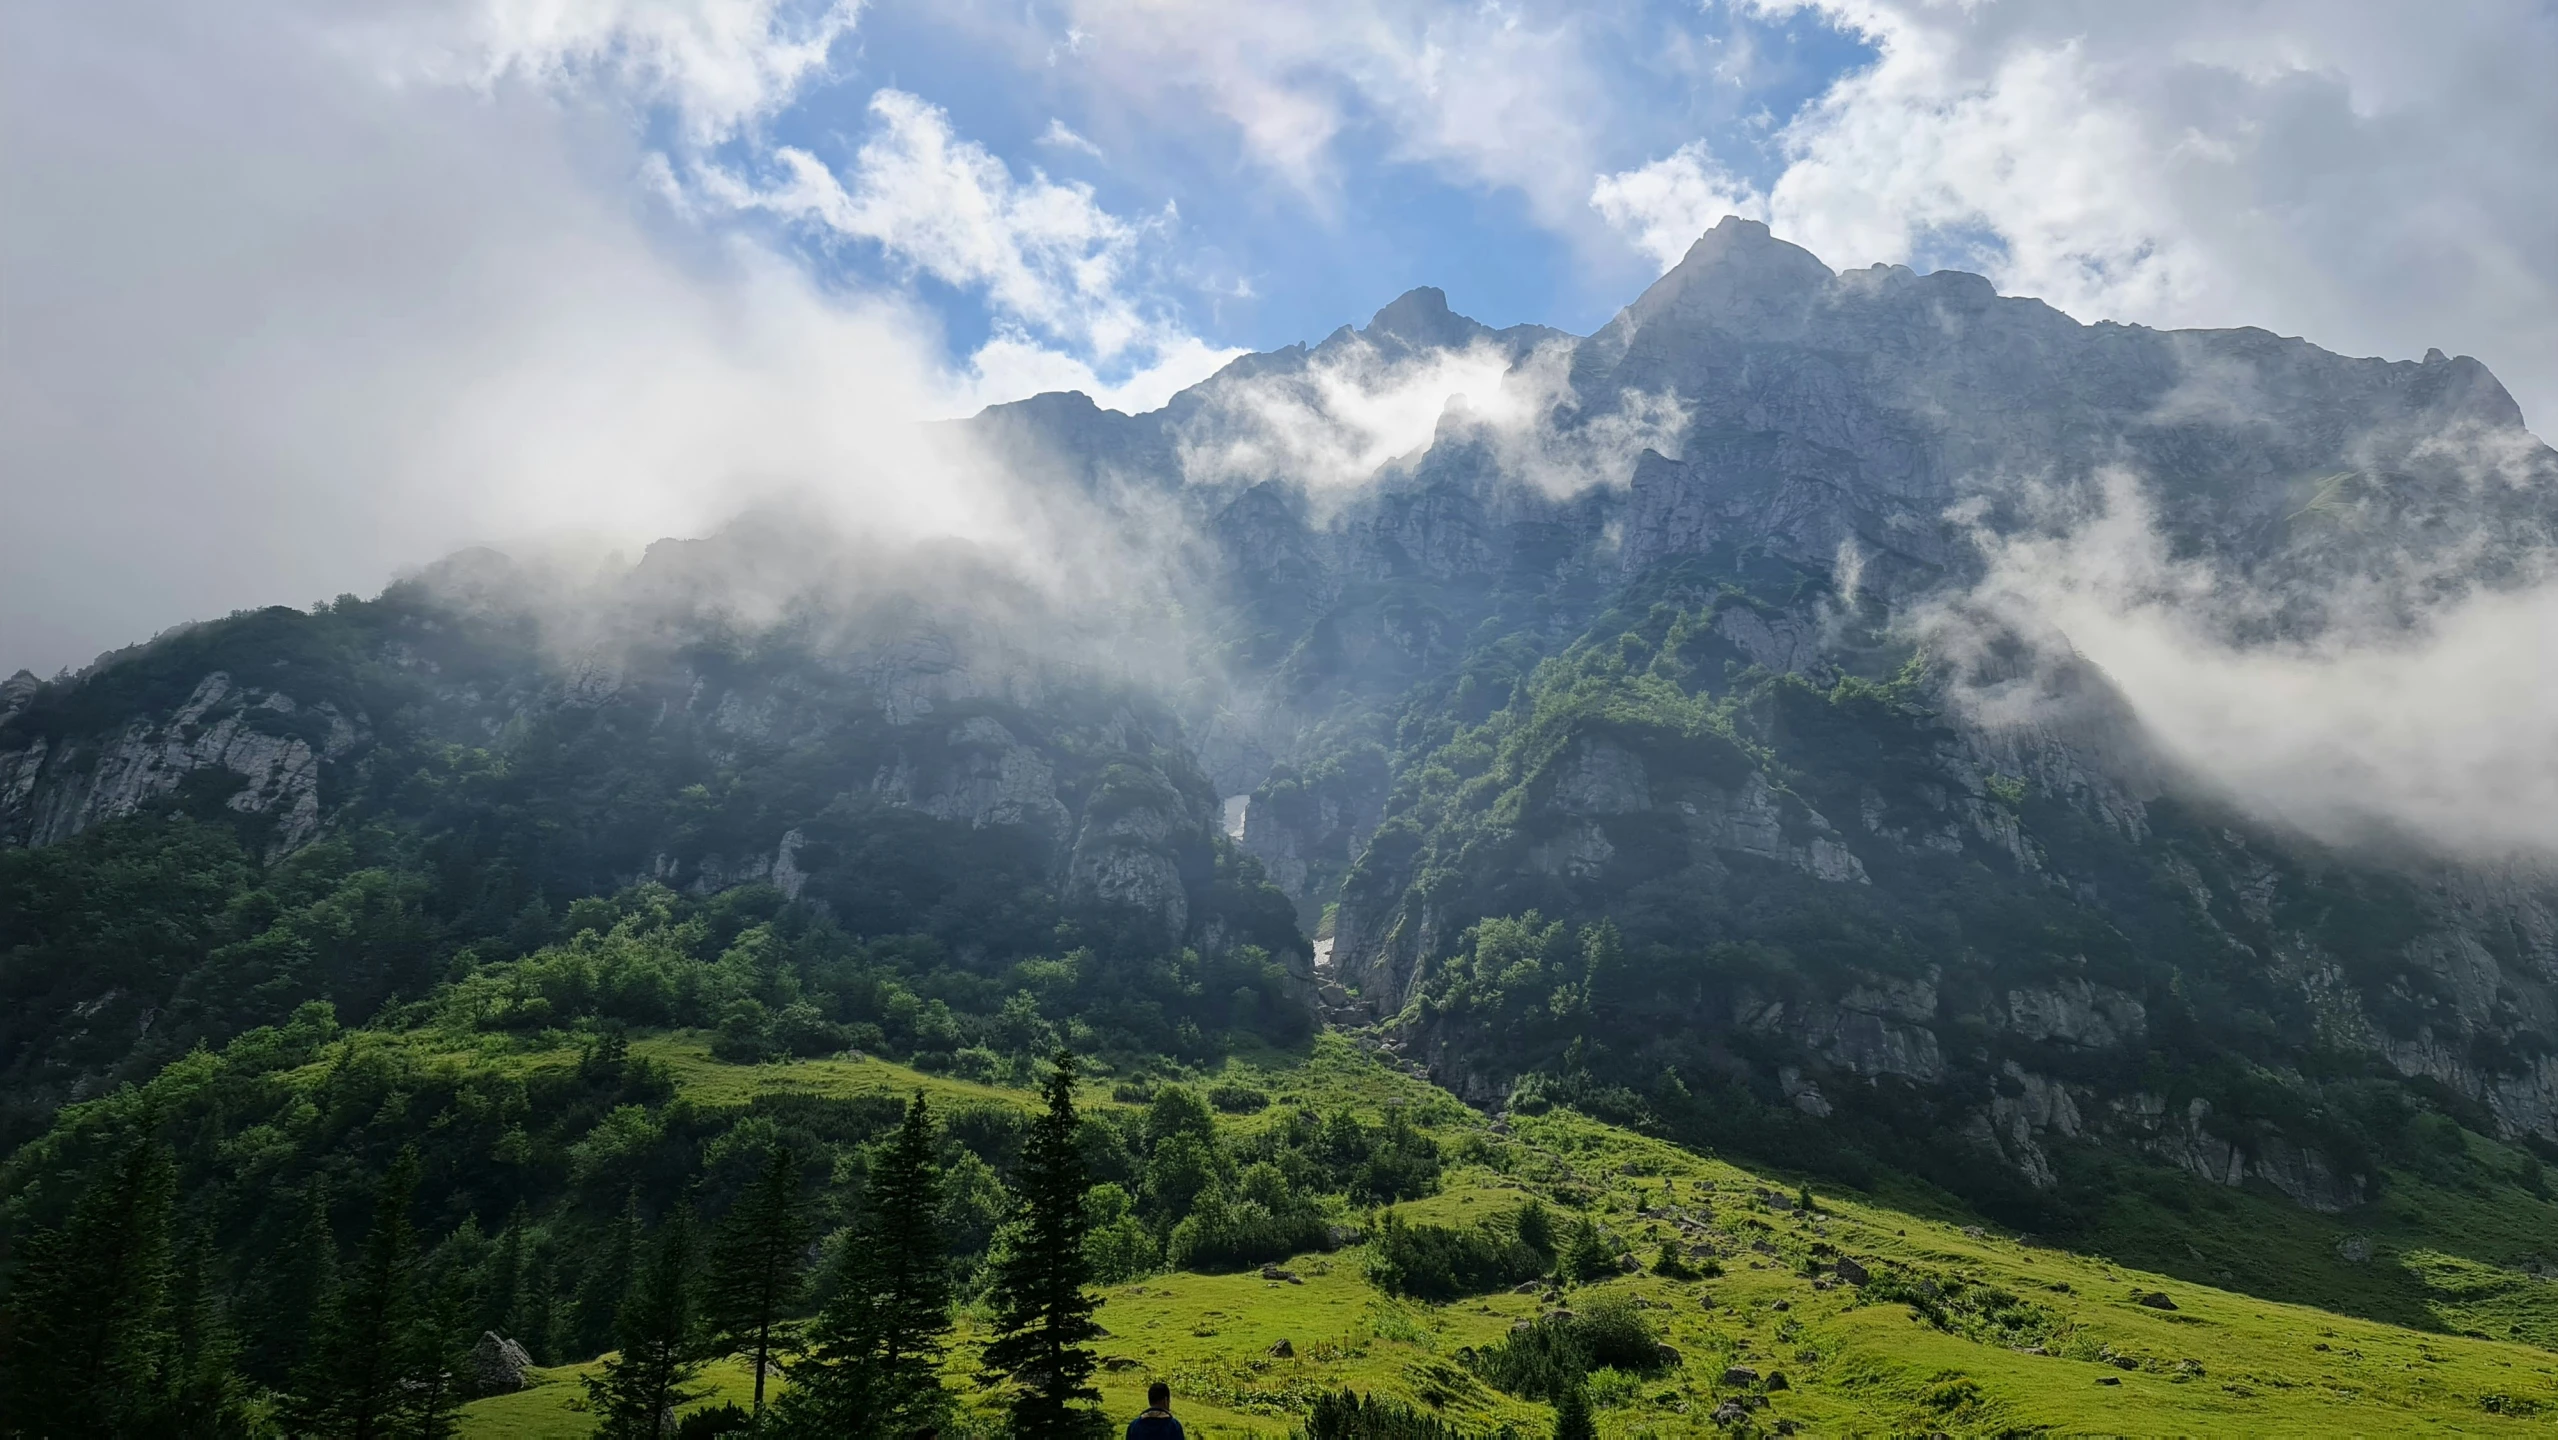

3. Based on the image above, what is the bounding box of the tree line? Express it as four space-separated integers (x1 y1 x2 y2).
0 1055 1112 1439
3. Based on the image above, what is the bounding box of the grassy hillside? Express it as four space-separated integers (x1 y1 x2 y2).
449 1037 2558 1437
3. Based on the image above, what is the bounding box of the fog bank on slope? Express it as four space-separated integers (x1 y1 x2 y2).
1951 471 2558 861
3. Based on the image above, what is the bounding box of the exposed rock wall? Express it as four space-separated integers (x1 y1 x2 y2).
0 671 361 854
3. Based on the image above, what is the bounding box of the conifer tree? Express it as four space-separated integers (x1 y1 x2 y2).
867 1093 954 1420
160 1224 250 1436
585 1205 707 1438
293 1146 452 1440
572 1190 644 1359
706 1143 807 1420
0 1131 179 1436
482 1203 530 1340
255 1177 339 1388
981 1052 1104 1439
1552 1381 1597 1440
777 1093 954 1437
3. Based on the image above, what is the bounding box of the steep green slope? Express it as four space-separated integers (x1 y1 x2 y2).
6 960 2554 1436
448 1034 2558 1436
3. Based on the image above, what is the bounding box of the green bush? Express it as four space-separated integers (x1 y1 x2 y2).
1208 1081 1272 1113
1299 1388 1466 1439
1165 1165 1333 1271
1365 1200 1555 1301
1463 1290 1669 1402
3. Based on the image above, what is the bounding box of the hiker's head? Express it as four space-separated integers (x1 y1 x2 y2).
1148 1381 1171 1410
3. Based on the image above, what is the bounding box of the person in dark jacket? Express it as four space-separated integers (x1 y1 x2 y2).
1128 1381 1184 1440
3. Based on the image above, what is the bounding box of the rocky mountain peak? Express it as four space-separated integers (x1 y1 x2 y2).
1614 214 1839 337
1361 285 1485 353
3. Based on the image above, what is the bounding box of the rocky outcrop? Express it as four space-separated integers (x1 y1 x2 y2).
1742 974 1946 1084
871 715 1074 835
466 1332 533 1396
2116 1094 2367 1213
2004 979 2146 1050
0 671 362 854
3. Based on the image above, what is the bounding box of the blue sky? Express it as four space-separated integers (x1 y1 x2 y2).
675 0 1888 406
764 1 1877 353
7 0 2558 671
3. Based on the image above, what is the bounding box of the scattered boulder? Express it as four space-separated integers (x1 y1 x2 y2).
2133 1290 2179 1310
467 1332 532 1396
1765 1371 1790 1392
1101 1355 1141 1372
1711 1400 1749 1425
1268 1339 1294 1358
1834 1256 1871 1286
1259 1264 1301 1283
2336 1235 2373 1263
1721 1366 1760 1386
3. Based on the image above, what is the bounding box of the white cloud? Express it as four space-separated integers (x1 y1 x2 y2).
1627 0 2558 431
354 0 862 142
1590 140 1769 270
715 88 1239 399
0 0 1116 675
1947 472 2558 861
1037 117 1105 158
1023 0 1703 246
1176 336 1683 501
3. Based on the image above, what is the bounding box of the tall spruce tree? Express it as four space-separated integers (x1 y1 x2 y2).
706 1144 807 1421
291 1146 455 1439
1551 1381 1597 1440
572 1190 644 1359
864 1094 954 1422
981 1053 1104 1439
160 1224 250 1436
585 1205 707 1438
254 1177 339 1388
0 1131 179 1437
778 1093 953 1437
482 1204 530 1341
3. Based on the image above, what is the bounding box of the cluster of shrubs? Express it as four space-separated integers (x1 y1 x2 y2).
1859 1264 2063 1346
1365 1199 1624 1301
1075 1085 1446 1281
441 883 1310 1077
1461 1290 1673 1403
1298 1389 1466 1439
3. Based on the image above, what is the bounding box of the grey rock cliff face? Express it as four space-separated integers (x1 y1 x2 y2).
0 564 1237 953
954 220 2558 1208
0 670 362 854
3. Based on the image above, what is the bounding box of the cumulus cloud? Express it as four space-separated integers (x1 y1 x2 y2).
351 0 863 141
708 89 1241 412
1945 471 2558 861
1594 0 2558 431
1589 141 1769 270
0 0 1158 674
1010 0 1725 249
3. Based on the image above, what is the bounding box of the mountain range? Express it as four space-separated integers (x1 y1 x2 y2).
6 215 2557 1231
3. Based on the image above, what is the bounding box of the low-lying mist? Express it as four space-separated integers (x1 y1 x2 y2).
1946 470 2558 862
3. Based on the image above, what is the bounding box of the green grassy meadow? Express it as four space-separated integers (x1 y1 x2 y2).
457 1036 2558 1437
